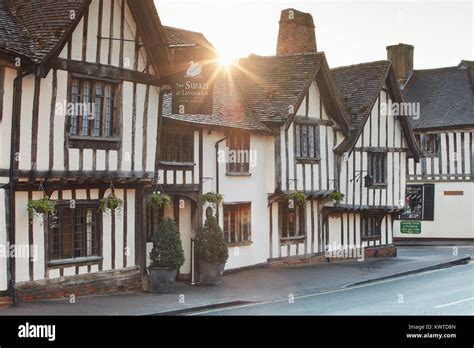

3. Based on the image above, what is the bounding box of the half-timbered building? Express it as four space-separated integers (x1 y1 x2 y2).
159 9 421 273
389 44 474 241
0 4 430 307
0 0 171 305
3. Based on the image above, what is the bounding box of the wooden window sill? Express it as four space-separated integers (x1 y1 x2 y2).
48 256 103 267
296 158 320 164
68 135 120 150
225 172 251 177
227 241 252 247
369 184 387 189
281 236 306 242
159 161 195 168
361 236 381 241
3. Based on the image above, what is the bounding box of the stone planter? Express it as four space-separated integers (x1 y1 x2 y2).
148 267 177 293
199 262 225 285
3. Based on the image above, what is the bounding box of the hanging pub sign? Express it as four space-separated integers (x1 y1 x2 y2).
171 46 215 115
399 184 423 220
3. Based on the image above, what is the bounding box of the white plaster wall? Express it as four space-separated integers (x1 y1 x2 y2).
0 189 8 291
201 130 272 269
394 181 474 239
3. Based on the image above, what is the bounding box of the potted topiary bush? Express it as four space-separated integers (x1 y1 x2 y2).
148 218 185 293
196 216 229 285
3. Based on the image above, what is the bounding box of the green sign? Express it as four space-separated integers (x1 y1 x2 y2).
400 221 421 234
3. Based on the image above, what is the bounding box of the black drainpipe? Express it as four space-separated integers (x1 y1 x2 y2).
214 136 227 220
8 70 31 305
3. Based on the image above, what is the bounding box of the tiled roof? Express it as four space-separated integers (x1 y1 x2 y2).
403 66 474 129
236 52 324 123
163 25 214 51
458 60 474 69
0 0 86 63
331 61 391 153
163 66 271 132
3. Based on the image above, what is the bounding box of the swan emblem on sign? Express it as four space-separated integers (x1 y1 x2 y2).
185 61 203 78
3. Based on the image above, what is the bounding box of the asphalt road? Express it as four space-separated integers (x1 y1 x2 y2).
195 261 474 315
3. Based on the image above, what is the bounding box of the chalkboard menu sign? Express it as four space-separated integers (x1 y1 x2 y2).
400 184 423 220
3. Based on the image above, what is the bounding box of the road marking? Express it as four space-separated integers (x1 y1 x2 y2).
192 263 473 315
435 297 474 308
190 270 439 315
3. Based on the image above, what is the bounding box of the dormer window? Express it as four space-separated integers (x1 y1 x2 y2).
421 134 439 156
295 122 320 161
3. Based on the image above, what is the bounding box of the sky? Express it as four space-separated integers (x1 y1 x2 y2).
154 0 473 69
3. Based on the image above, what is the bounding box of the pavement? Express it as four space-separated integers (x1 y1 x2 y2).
0 245 472 316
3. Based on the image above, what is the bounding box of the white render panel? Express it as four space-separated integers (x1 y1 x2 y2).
86 0 99 63
83 149 93 171
0 68 15 170
134 83 146 172
96 150 106 171
36 72 53 171
69 149 80 171
109 150 118 171
19 75 35 170
126 189 136 267
111 0 122 67
121 82 133 171
70 18 84 61
15 192 29 282
0 189 8 290
100 0 111 65
53 70 68 171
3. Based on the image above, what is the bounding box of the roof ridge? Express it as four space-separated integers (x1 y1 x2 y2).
245 51 324 59
162 25 205 36
413 66 460 72
332 60 391 71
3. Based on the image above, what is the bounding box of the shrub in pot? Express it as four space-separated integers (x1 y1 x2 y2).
196 216 229 285
148 192 171 209
148 218 185 293
27 196 56 224
99 193 123 215
329 191 345 206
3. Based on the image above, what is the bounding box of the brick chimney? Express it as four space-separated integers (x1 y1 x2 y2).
276 8 317 55
386 43 414 85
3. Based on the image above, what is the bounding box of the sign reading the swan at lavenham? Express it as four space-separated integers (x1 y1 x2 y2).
171 59 214 115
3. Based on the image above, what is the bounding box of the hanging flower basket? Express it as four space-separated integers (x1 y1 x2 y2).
27 196 56 223
288 191 307 206
99 193 123 214
201 192 224 207
329 191 345 205
149 192 171 209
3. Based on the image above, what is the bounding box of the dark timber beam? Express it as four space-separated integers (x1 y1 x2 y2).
53 58 162 86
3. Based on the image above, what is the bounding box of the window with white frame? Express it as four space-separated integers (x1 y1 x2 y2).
223 203 251 244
